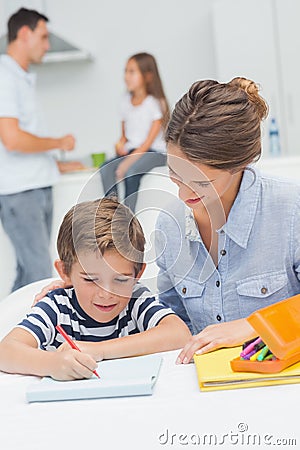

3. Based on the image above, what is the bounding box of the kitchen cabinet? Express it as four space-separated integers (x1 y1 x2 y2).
212 0 300 156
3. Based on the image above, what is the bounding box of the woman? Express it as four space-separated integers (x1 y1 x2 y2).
156 77 300 363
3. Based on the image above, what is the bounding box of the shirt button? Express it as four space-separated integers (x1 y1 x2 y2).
261 287 268 294
182 287 187 294
216 315 222 321
220 249 226 256
220 230 225 234
216 280 220 287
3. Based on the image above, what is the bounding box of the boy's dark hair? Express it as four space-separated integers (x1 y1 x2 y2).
8 8 49 43
57 198 146 276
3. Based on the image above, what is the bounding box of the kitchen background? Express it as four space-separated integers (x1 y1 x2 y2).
0 0 299 299
0 0 298 160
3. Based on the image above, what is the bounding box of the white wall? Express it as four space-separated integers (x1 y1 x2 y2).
0 0 298 158
212 0 300 157
0 0 217 160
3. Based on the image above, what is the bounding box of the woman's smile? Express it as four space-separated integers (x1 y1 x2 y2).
185 196 205 205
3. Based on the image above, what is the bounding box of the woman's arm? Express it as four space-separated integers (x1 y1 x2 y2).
155 218 193 331
0 328 97 380
58 315 191 361
32 279 69 305
176 318 257 364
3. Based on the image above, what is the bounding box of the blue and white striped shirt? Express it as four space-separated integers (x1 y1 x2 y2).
17 284 174 350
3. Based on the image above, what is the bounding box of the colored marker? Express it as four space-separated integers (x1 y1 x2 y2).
254 340 266 352
242 349 257 360
257 345 269 362
242 337 258 350
56 324 100 379
249 348 263 361
263 353 275 361
240 337 262 358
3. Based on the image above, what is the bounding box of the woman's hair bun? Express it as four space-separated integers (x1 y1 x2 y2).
229 77 268 120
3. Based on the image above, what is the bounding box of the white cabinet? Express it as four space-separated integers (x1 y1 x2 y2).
276 0 300 156
212 0 300 156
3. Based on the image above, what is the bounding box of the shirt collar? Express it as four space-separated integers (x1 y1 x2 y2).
185 207 201 242
185 166 261 249
0 54 36 85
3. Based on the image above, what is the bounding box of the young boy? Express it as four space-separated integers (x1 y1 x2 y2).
0 198 191 380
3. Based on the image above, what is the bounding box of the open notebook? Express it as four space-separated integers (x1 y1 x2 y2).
194 347 300 392
26 354 162 403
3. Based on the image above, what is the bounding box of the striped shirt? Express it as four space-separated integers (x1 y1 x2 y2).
17 284 174 351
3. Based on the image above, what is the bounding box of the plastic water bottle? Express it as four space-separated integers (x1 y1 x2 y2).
269 118 281 156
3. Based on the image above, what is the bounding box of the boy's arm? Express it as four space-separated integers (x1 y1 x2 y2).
0 328 98 380
59 315 191 361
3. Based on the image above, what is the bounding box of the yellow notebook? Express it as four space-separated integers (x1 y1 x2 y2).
194 347 300 392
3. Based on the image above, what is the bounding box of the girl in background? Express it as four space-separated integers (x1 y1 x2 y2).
100 52 169 212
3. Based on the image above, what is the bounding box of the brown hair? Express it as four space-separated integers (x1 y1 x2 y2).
165 77 268 171
129 52 170 128
8 7 48 43
57 198 145 276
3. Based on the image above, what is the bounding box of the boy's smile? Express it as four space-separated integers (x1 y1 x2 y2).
57 249 144 323
94 303 117 313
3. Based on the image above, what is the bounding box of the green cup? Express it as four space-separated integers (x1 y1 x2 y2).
91 152 106 167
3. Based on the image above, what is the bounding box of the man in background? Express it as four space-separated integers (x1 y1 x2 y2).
0 8 79 292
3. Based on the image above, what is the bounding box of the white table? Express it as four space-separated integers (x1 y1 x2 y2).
0 349 299 450
0 281 299 450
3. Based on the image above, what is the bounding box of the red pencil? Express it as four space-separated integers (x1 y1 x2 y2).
55 324 100 379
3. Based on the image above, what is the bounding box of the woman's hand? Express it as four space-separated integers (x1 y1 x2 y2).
32 279 71 306
50 349 99 381
176 318 256 364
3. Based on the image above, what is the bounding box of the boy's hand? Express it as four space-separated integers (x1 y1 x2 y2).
176 318 256 364
57 341 104 362
50 349 98 381
32 279 71 306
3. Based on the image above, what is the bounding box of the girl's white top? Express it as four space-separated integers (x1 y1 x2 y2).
120 93 166 153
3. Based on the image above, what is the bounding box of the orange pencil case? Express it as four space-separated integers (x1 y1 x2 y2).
231 293 300 374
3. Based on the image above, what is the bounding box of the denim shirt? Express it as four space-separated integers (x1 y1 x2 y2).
155 168 300 334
